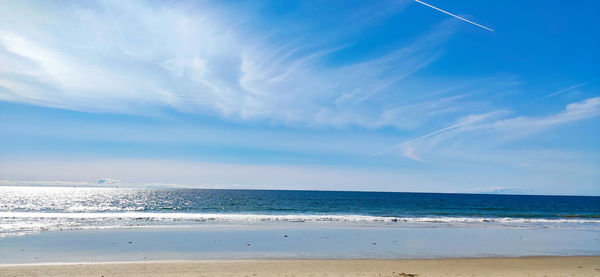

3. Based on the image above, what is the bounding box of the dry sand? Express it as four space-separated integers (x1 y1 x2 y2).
1 256 599 277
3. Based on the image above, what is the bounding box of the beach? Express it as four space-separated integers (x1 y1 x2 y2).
2 257 599 277
1 187 599 275
0 226 599 277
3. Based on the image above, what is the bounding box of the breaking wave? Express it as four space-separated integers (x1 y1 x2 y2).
2 211 599 237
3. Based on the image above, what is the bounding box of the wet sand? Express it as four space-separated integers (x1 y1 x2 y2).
1 256 599 277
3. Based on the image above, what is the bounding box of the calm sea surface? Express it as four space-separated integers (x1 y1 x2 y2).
1 186 599 236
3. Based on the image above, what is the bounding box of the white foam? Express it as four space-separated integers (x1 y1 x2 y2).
2 211 599 238
1 212 599 224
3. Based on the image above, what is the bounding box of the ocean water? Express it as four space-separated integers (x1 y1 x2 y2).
1 186 599 237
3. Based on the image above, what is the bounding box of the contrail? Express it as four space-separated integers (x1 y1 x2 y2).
364 113 494 159
414 0 494 32
537 80 595 101
364 122 464 158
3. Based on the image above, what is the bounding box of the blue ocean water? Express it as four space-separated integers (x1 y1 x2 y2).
1 186 599 236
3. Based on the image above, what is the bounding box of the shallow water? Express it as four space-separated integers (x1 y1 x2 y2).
0 224 598 263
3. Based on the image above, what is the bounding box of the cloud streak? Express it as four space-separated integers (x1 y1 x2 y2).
489 97 600 137
0 0 465 129
366 97 600 162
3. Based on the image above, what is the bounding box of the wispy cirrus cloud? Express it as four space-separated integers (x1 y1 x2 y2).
486 97 600 138
1 0 598 195
0 0 477 130
377 97 600 161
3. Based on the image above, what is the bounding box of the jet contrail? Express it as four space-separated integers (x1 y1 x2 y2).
537 80 595 101
414 0 494 32
364 122 463 158
364 113 494 159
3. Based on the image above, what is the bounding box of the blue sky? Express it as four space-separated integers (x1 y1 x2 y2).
0 0 599 195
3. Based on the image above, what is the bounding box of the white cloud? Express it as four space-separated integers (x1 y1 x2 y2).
370 97 600 163
488 97 600 138
445 97 599 145
475 186 522 194
402 144 428 162
0 0 494 129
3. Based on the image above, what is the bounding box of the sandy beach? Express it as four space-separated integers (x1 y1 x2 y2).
1 257 599 277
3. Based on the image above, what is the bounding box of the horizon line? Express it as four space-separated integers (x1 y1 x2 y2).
0 181 597 197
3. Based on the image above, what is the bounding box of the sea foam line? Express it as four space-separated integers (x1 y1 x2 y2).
1 212 599 224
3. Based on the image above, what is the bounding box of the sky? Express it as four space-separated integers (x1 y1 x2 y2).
0 0 599 195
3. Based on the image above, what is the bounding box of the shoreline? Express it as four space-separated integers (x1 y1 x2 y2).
1 256 599 276
0 255 598 265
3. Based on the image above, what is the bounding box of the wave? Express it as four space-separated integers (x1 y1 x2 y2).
65 206 145 212
2 212 600 224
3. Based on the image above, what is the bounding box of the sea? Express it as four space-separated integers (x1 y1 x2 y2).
1 186 599 237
